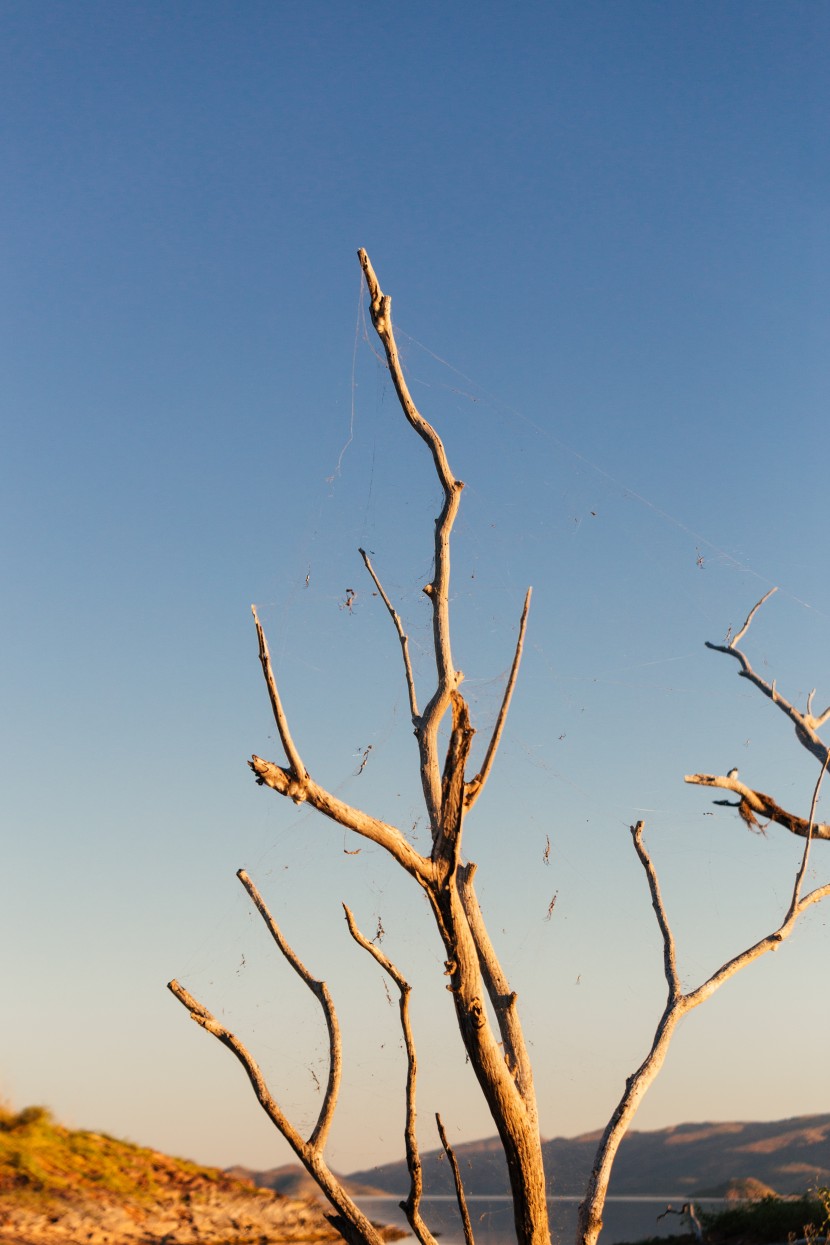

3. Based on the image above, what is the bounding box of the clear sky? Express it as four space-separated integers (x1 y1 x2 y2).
2 2 829 1178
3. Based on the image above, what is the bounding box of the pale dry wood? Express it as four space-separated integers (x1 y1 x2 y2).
705 588 830 767
358 247 463 835
252 606 306 778
238 870 339 1148
359 547 420 722
577 812 830 1245
458 862 537 1130
234 253 550 1245
249 755 435 880
167 975 384 1245
465 588 532 811
684 773 830 840
343 906 439 1245
436 1113 476 1245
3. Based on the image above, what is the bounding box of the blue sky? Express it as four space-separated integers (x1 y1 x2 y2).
2 2 829 1176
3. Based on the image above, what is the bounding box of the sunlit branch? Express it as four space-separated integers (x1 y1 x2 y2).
343 906 439 1245
465 588 532 810
359 546 420 723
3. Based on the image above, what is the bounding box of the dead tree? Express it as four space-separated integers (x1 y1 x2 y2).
169 253 830 1245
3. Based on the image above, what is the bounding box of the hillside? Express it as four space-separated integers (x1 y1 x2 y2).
225 1162 387 1201
344 1114 830 1199
0 1105 365 1244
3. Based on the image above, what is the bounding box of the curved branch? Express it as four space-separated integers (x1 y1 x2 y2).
166 978 385 1245
465 588 532 810
343 906 439 1245
237 870 339 1149
684 773 830 841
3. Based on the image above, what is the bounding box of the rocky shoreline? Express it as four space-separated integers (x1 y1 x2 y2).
0 1181 343 1245
0 1107 401 1245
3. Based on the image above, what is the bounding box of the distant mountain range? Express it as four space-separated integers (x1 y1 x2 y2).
237 1115 830 1201
350 1115 830 1198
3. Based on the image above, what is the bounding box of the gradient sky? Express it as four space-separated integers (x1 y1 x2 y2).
2 2 829 1177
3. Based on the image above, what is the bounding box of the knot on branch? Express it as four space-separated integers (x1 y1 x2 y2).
468 996 486 1029
249 756 308 805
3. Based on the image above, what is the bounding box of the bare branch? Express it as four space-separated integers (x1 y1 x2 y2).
630 822 681 999
704 590 830 767
578 803 830 1245
359 547 419 722
358 247 464 836
458 863 537 1127
249 756 436 879
465 588 532 810
343 906 439 1245
436 1113 476 1245
237 870 339 1148
684 773 830 841
168 979 307 1153
731 586 778 647
251 606 306 778
788 752 829 916
166 979 385 1245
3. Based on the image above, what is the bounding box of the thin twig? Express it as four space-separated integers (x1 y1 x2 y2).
704 590 830 767
789 752 829 914
237 870 340 1149
359 547 420 722
252 606 306 778
465 588 532 810
436 1113 476 1245
731 587 777 648
630 823 680 999
343 906 439 1245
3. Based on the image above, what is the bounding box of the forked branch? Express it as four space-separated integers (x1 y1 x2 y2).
168 872 385 1245
578 810 830 1245
705 589 830 766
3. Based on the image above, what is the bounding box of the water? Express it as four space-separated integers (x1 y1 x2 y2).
357 1195 724 1245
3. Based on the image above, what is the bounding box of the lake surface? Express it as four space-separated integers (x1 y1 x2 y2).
357 1195 724 1245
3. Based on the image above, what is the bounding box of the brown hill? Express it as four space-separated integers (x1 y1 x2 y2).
345 1114 830 1198
0 1105 359 1245
225 1162 387 1201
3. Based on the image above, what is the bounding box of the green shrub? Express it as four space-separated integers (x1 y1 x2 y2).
701 1194 829 1244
